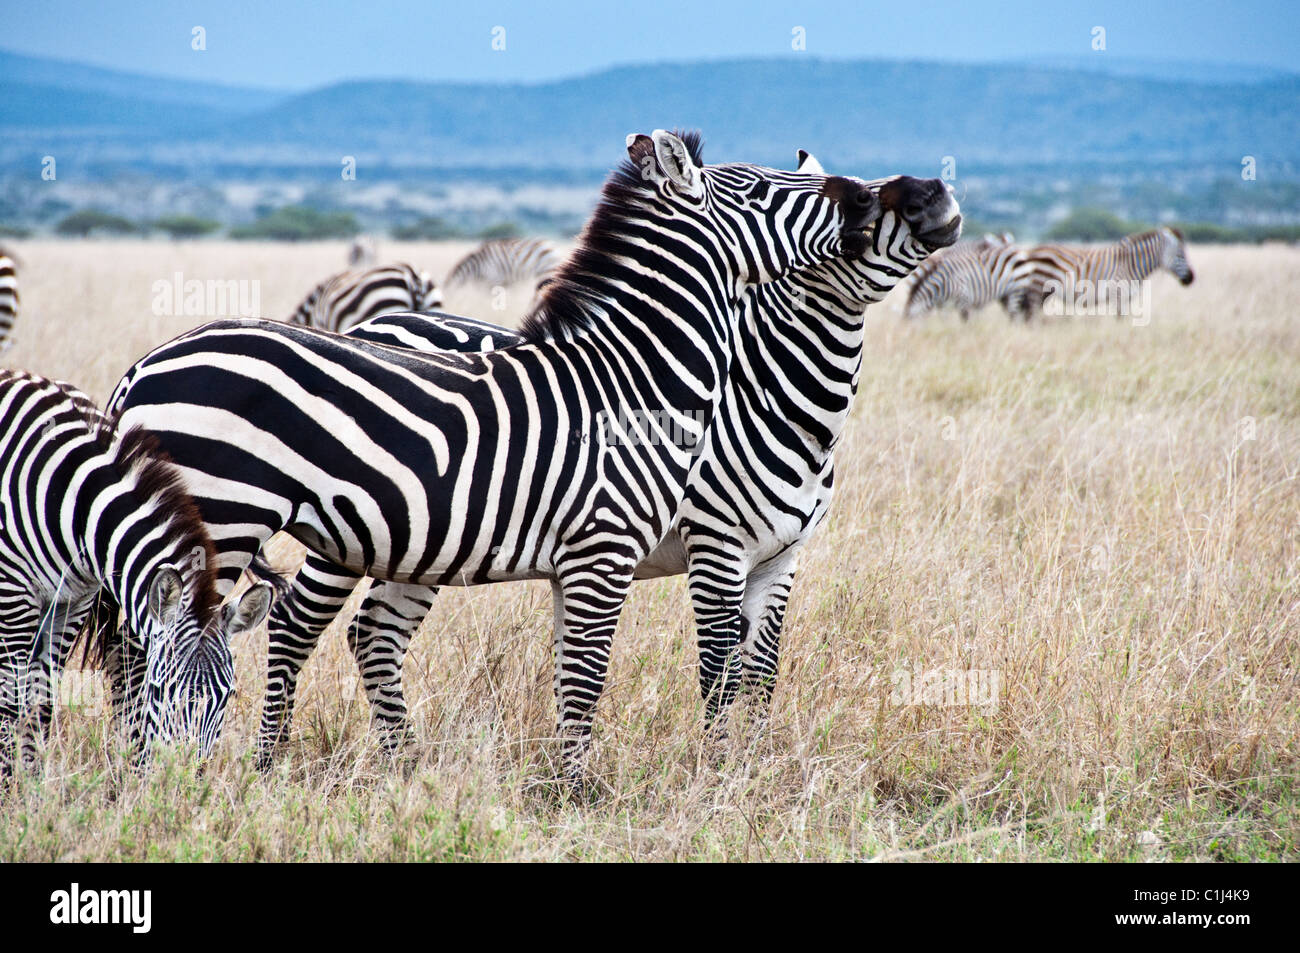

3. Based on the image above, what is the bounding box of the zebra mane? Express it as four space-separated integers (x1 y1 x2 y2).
72 420 220 666
519 130 705 343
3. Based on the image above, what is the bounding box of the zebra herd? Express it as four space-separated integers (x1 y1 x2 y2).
0 127 1197 788
904 226 1194 322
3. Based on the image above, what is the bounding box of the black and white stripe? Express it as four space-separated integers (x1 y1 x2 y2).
107 130 879 778
252 158 961 752
443 237 562 291
0 248 17 350
287 262 442 333
904 233 1031 321
0 371 271 774
1017 227 1195 321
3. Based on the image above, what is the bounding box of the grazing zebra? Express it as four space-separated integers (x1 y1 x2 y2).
106 130 880 780
248 152 960 758
286 263 442 333
1016 227 1194 321
443 238 562 291
904 232 1031 321
0 371 272 775
0 248 17 350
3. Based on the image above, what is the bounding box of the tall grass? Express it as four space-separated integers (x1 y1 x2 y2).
1 240 1296 860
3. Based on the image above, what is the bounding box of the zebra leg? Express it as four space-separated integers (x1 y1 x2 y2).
19 602 86 772
257 551 365 768
345 581 438 752
737 556 799 713
0 583 40 779
83 591 145 741
550 563 635 784
684 540 749 725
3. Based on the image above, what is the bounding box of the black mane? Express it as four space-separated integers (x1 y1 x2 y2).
519 130 705 343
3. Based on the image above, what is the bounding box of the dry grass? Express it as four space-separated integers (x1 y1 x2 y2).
1 239 1297 861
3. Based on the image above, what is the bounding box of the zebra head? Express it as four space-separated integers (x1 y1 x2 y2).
794 151 961 305
625 130 880 286
138 571 273 759
1159 227 1195 285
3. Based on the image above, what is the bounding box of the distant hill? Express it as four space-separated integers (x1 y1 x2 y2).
1 50 1296 179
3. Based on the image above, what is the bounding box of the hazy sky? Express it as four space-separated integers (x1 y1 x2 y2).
3 0 1297 88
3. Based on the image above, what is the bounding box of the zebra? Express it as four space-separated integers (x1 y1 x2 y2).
0 371 272 776
0 248 17 350
248 152 962 758
105 129 881 780
1016 227 1194 321
347 236 378 268
904 232 1031 321
443 238 562 291
286 262 443 333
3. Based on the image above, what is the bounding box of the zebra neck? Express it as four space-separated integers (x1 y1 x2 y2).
736 277 867 453
1122 234 1162 280
76 468 191 628
535 235 739 413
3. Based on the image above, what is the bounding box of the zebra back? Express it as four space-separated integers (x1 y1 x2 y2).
443 238 562 289
905 236 1029 318
288 263 443 333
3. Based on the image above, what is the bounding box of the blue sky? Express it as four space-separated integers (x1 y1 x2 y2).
2 0 1297 88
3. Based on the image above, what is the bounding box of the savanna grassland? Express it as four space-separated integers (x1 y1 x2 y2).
1 239 1296 861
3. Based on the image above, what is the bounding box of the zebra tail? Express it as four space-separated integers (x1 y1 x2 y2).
246 555 293 597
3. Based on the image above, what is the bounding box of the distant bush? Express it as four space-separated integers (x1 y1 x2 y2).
1169 222 1300 244
0 224 32 239
55 209 138 236
230 205 359 241
1045 207 1140 242
477 222 520 240
153 214 221 238
390 216 461 241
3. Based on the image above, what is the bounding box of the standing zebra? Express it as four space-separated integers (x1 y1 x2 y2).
286 262 442 333
904 232 1031 321
0 371 271 775
0 248 18 350
1016 227 1194 321
251 153 962 757
443 238 562 291
106 130 880 779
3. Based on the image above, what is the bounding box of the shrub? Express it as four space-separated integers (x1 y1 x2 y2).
230 205 359 241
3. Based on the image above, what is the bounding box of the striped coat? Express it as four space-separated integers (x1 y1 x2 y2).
0 371 271 773
250 159 962 756
106 130 879 778
904 233 1031 321
287 263 442 333
1018 227 1194 320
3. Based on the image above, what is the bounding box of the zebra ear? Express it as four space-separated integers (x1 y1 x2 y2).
649 130 703 197
796 150 825 175
220 580 274 637
147 565 184 627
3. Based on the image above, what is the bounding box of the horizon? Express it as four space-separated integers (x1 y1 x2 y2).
2 0 1297 90
3 44 1299 96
